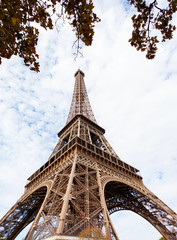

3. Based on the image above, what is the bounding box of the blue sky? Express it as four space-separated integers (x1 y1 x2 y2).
0 1 177 239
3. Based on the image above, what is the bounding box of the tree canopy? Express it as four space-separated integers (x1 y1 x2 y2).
0 0 100 72
0 0 177 72
128 0 177 59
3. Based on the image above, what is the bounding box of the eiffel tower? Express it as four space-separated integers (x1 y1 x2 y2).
0 69 177 240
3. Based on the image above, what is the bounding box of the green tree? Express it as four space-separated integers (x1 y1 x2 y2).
159 237 166 240
0 0 177 72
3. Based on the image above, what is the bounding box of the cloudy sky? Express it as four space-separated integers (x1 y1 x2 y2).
0 0 177 239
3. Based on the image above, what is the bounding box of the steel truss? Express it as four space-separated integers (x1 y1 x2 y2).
0 70 177 240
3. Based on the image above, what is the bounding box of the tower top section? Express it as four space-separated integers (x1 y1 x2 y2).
66 69 97 124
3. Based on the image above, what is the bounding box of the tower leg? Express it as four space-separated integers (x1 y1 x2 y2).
96 169 120 240
25 183 56 240
85 166 90 222
56 154 77 234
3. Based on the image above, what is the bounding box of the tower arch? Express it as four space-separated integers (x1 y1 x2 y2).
103 178 177 240
0 181 52 240
0 70 176 240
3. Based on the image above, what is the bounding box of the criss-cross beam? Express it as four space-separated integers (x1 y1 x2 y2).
0 187 47 240
104 181 177 240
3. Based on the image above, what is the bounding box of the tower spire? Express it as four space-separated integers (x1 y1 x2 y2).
66 69 97 124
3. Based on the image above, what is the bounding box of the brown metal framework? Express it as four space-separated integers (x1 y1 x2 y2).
0 69 177 240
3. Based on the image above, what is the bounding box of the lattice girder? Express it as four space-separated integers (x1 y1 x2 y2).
48 114 119 165
1 70 177 240
66 69 97 124
104 181 177 240
21 156 118 240
0 186 48 240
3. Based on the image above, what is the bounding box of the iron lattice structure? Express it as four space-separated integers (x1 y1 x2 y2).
0 69 177 240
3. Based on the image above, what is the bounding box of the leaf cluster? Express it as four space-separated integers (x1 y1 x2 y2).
63 0 99 46
1 0 177 71
0 0 99 72
128 0 177 59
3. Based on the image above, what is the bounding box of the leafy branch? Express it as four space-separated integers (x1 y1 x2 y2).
0 0 100 72
128 0 177 59
0 0 177 72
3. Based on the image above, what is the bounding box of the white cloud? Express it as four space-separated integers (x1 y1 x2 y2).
111 211 161 240
0 1 177 239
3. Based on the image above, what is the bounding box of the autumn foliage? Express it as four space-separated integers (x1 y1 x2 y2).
0 0 100 72
0 0 177 72
128 0 177 59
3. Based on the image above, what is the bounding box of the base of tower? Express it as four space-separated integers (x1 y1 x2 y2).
44 235 92 240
